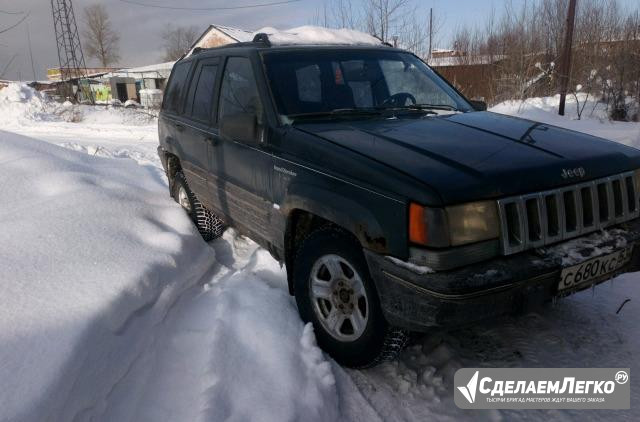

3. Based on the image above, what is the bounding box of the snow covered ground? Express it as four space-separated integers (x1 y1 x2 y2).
2 84 640 421
0 84 160 168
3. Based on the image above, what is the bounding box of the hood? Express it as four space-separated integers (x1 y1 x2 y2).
295 112 640 204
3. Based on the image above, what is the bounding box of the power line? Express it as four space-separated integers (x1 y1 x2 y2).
0 53 18 79
0 10 25 15
0 12 29 35
114 0 301 11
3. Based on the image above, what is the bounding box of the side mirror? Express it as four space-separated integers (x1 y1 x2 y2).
220 113 258 143
469 100 487 111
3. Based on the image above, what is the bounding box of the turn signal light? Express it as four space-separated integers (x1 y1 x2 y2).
409 203 428 245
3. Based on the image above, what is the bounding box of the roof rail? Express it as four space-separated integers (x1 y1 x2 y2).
252 33 271 47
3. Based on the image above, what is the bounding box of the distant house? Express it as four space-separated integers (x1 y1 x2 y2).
98 61 175 103
187 24 254 56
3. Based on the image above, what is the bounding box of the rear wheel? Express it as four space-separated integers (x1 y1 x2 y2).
172 172 224 241
293 226 408 368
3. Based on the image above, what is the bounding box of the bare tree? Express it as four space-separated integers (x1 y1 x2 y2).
161 25 199 61
82 4 120 67
318 0 437 56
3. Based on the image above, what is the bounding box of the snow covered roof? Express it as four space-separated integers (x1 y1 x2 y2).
187 24 254 56
121 61 176 74
99 61 176 80
428 54 505 67
211 24 254 42
253 26 382 46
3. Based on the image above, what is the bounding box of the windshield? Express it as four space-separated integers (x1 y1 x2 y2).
262 49 473 119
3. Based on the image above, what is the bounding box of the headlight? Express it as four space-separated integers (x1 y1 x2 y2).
446 200 500 246
409 200 500 247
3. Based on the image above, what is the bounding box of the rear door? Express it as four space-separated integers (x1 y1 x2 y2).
208 56 274 246
178 57 220 201
159 60 192 175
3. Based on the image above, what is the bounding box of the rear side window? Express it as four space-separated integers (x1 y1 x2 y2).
218 57 263 125
163 61 192 113
184 63 218 122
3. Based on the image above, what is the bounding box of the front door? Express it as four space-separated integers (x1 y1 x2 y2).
208 56 274 246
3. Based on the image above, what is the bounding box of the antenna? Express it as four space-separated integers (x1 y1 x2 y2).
50 0 94 103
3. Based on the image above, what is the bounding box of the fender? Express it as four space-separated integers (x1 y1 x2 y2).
280 188 402 255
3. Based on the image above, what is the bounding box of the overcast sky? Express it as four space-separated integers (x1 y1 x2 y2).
0 0 637 81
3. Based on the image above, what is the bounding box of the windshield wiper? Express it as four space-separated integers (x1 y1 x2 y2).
373 105 438 115
288 108 383 120
407 104 461 112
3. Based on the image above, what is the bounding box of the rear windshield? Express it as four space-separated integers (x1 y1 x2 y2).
262 50 471 116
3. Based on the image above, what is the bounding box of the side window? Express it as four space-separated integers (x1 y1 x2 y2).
186 64 218 122
218 57 263 130
163 61 192 114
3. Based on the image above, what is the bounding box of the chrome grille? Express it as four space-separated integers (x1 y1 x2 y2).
498 171 639 255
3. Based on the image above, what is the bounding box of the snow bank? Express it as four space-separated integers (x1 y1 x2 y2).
253 25 381 46
491 94 640 148
0 131 214 421
0 133 346 422
0 83 58 123
101 235 341 421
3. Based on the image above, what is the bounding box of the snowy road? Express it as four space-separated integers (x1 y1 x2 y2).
2 84 639 421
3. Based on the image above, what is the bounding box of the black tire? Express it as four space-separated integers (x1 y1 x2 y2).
293 226 408 368
172 172 224 241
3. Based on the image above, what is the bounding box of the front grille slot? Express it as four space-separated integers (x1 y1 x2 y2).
612 179 624 217
581 187 594 227
597 183 609 223
545 194 560 237
504 202 522 246
563 190 577 233
497 171 638 255
625 176 637 213
525 199 542 241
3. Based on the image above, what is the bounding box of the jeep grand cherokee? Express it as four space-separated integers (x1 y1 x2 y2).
157 34 640 368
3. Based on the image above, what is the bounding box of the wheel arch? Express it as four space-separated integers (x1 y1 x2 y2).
281 191 391 295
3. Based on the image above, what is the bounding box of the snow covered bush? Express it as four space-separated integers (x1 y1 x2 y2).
53 101 84 122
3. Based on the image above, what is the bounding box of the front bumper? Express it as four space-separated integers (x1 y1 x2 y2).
365 219 640 332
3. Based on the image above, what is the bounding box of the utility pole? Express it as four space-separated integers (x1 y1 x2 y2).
558 0 577 116
50 0 93 103
429 8 433 61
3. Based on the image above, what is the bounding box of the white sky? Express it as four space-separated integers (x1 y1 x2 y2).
1 0 638 81
0 0 314 80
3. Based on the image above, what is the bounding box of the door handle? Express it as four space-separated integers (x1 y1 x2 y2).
175 123 185 132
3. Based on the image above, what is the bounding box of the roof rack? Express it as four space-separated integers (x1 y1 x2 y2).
252 33 271 47
184 31 393 59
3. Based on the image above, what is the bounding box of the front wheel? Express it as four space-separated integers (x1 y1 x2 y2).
172 172 224 241
293 227 408 368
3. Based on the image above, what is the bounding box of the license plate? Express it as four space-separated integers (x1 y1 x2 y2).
558 246 634 293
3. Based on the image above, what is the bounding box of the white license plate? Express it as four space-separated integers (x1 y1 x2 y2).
558 246 634 293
